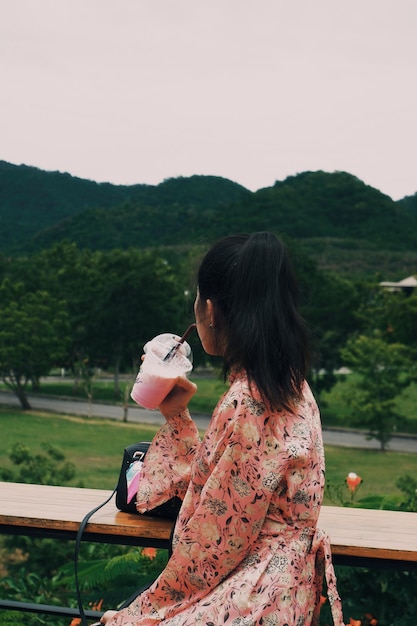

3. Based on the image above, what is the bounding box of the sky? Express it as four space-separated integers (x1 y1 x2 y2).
1 0 416 200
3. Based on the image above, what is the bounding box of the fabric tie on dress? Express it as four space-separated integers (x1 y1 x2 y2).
311 528 345 626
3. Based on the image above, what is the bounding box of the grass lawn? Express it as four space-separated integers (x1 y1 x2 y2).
0 408 159 488
1 408 416 507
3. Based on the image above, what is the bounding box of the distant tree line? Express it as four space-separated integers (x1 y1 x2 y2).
1 240 416 448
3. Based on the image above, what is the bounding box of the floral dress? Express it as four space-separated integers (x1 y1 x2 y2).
108 371 345 626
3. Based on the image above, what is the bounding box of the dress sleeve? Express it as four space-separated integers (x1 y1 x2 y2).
122 396 285 624
135 410 201 513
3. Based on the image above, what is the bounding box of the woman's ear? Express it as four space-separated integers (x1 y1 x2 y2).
206 299 215 328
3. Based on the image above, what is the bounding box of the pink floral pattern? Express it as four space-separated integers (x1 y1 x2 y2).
109 371 344 626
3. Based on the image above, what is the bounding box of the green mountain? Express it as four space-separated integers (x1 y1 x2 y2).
398 192 417 215
1 161 416 278
221 170 417 246
0 161 248 253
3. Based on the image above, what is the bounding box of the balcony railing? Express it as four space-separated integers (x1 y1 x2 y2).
1 481 417 620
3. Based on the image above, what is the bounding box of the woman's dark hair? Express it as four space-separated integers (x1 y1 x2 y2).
197 231 310 412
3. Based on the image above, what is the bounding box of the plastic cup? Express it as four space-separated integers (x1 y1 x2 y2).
130 333 193 410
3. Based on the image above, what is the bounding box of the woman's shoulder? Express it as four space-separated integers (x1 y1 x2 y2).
217 370 267 420
218 371 318 420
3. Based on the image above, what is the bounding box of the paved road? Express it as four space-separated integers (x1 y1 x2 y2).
1 391 417 453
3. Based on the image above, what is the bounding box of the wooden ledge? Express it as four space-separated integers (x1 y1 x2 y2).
1 482 417 564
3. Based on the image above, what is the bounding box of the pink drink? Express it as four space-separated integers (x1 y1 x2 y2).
131 368 182 409
131 334 193 410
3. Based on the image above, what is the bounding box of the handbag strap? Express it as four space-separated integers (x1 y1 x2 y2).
74 490 176 624
75 486 117 626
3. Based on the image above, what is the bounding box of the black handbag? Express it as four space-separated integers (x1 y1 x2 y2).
75 441 181 625
115 441 182 519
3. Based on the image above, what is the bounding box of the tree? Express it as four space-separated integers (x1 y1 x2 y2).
340 333 412 450
0 278 70 409
91 248 183 395
359 288 417 357
291 244 365 399
30 241 103 371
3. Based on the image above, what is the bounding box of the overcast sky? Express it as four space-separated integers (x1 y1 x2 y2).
1 0 416 199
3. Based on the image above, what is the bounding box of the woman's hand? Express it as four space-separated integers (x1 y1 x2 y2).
98 609 118 623
158 375 197 420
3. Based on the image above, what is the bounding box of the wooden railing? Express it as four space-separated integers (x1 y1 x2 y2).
1 482 417 620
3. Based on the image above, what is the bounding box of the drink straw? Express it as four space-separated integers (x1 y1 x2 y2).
162 323 197 362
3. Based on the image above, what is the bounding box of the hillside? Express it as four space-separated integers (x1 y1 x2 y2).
0 161 248 253
0 160 141 250
1 161 416 278
222 171 417 247
398 192 417 215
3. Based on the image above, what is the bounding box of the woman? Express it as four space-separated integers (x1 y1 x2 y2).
101 232 344 626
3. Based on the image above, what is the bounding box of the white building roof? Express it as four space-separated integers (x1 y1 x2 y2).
379 275 417 290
